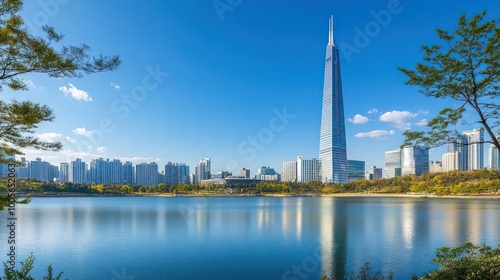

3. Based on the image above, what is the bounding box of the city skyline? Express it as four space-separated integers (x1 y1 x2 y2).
5 1 500 175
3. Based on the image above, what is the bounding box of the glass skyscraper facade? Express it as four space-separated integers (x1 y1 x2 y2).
319 16 348 183
347 160 365 182
402 146 429 176
385 149 402 178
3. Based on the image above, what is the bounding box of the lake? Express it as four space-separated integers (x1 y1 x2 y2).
1 196 499 279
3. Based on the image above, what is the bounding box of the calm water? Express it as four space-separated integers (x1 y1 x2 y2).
1 196 499 279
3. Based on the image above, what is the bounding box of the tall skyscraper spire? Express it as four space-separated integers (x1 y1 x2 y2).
319 15 348 183
328 15 334 46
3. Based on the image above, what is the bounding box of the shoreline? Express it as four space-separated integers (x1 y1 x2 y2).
15 192 500 199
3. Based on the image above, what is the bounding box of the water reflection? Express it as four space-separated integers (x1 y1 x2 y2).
4 197 500 280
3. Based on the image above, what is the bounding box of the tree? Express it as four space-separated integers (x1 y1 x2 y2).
419 242 500 279
0 0 120 163
398 11 500 151
1 253 63 280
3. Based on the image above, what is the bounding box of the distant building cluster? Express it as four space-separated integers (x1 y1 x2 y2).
384 128 500 179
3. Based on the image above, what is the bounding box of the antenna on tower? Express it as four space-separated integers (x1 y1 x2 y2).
329 15 335 46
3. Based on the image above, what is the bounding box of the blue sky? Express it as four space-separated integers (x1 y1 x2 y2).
4 0 499 176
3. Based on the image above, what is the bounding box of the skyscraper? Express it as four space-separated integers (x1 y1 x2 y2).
385 149 402 178
402 146 429 176
347 160 365 181
319 16 348 183
195 158 211 183
463 128 484 170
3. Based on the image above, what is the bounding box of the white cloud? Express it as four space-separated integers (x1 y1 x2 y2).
415 119 428 126
111 82 120 89
73 127 93 137
59 83 93 102
368 108 378 114
60 149 100 159
37 132 64 142
118 156 161 164
23 79 36 89
355 130 395 139
96 147 107 153
348 114 369 124
37 132 77 144
379 110 419 130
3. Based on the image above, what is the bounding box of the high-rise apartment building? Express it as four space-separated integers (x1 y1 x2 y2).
29 158 50 181
48 165 59 182
59 163 69 182
448 135 468 170
195 158 211 183
402 146 429 176
136 162 158 186
17 157 29 179
70 158 87 183
489 144 500 170
282 161 297 182
442 152 457 172
463 128 484 170
165 162 190 184
123 161 134 185
297 156 321 182
319 16 348 183
385 149 402 178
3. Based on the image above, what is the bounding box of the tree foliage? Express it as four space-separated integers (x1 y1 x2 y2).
0 0 120 163
419 242 500 280
398 11 500 150
1 253 63 280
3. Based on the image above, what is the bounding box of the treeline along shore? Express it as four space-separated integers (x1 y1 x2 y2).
1 169 499 198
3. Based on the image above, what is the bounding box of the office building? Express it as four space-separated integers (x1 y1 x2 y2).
319 16 348 183
370 166 383 179
297 156 321 182
429 161 443 173
402 146 429 176
239 168 250 179
385 149 402 178
347 160 365 181
282 161 297 182
255 166 280 181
